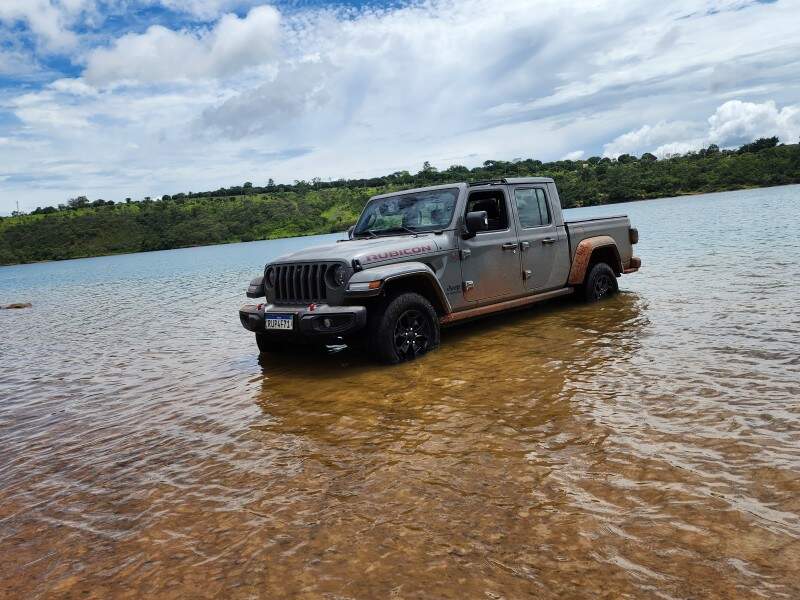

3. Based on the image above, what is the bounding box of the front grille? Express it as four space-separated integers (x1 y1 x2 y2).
271 263 333 304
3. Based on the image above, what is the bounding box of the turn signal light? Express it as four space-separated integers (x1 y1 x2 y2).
348 280 383 292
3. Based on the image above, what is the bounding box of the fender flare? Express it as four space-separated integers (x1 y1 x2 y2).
567 236 622 285
347 261 452 313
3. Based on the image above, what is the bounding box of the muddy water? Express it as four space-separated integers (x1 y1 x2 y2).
1 186 800 599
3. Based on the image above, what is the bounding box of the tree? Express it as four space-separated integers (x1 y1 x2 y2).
738 137 779 154
640 152 657 162
2 136 799 266
68 196 89 209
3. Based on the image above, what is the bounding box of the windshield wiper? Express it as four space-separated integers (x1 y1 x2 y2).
378 226 417 236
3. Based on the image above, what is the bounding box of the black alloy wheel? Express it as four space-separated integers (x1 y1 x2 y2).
393 308 432 360
583 262 619 302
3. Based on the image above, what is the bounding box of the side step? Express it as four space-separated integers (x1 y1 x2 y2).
440 287 573 325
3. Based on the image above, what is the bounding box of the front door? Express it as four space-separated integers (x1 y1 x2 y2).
510 185 568 292
459 187 523 303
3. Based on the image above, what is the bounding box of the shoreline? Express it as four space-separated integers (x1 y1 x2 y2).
2 182 797 267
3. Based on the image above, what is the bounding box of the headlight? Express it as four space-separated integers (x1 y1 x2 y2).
265 267 276 287
331 265 347 287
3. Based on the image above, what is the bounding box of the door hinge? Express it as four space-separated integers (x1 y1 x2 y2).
520 241 531 250
460 249 471 260
522 270 532 280
463 280 475 292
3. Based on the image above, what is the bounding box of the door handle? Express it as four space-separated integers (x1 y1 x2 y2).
501 242 517 251
542 238 556 245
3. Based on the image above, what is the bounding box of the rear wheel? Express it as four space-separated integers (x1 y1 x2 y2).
367 292 440 364
582 262 618 302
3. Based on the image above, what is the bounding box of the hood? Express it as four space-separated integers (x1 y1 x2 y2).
273 233 449 266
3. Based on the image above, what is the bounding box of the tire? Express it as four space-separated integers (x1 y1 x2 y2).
367 292 440 364
582 262 619 302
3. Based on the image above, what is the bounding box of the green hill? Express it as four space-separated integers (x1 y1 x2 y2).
2 137 798 265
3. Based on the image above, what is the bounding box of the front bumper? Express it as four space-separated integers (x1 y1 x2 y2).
239 303 367 338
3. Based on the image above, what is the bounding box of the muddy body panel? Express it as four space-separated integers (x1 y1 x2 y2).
565 216 635 268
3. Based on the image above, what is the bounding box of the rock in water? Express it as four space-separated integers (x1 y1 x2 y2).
1 303 32 309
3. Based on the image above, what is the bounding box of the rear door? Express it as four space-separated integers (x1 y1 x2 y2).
510 185 569 292
458 186 523 303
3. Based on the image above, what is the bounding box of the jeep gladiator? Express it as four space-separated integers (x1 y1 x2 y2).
239 178 640 363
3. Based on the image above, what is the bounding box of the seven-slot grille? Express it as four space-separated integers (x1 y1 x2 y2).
270 263 334 304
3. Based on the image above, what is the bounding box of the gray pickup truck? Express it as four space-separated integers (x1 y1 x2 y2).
240 178 640 363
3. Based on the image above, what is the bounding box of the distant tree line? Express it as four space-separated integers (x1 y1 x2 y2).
1 136 798 265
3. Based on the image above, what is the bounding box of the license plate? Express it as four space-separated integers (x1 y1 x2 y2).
264 313 293 330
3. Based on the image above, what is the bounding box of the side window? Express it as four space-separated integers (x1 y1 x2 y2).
535 189 552 226
514 188 551 228
466 191 509 231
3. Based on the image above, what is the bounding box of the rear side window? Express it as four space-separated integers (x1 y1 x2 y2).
514 188 551 228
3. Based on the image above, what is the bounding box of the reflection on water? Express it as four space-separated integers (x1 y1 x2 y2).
2 186 800 599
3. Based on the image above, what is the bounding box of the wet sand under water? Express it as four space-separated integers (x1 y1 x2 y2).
1 186 800 598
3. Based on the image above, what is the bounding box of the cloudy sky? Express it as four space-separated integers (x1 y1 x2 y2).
0 0 799 213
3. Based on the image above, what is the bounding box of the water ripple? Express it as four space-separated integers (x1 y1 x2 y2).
1 189 800 598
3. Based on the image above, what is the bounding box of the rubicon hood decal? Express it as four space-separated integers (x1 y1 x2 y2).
363 243 434 264
276 235 443 264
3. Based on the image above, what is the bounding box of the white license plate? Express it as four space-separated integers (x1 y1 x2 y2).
264 314 294 330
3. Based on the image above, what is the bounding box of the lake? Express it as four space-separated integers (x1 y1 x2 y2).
1 186 799 599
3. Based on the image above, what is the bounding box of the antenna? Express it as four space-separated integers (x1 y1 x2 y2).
16 200 19 214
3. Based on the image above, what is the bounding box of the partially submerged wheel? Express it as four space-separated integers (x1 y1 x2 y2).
582 262 619 302
368 292 440 364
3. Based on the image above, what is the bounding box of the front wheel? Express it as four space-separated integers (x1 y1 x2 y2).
582 262 619 302
367 292 440 364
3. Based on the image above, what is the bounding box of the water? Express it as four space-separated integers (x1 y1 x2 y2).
1 186 799 599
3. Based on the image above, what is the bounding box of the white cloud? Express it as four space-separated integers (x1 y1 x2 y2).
83 5 280 84
603 121 706 158
199 59 331 136
0 48 38 77
708 100 800 146
155 0 264 20
0 0 87 50
561 150 585 160
2 0 800 211
604 100 800 158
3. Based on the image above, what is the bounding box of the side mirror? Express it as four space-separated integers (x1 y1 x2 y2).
347 225 355 239
463 210 489 239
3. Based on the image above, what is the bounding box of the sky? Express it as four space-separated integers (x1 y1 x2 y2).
0 0 799 213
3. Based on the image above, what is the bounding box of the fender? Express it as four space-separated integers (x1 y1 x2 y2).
346 261 452 313
567 236 622 285
246 275 265 298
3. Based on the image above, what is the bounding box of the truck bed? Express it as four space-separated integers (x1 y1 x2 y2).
564 215 634 266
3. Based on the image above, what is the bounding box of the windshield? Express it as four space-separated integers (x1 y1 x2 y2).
353 188 459 237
